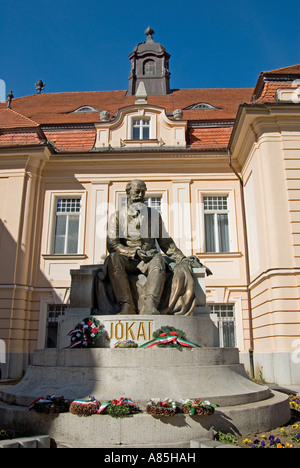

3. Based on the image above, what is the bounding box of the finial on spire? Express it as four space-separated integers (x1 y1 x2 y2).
35 80 45 94
144 26 154 40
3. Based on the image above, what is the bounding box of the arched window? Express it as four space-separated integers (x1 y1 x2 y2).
143 59 156 76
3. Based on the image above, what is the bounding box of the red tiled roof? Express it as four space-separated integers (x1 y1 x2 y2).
189 126 233 149
0 108 40 129
0 132 45 146
44 129 96 151
255 81 294 103
261 64 300 75
0 88 253 125
0 65 298 151
0 108 46 147
253 64 300 101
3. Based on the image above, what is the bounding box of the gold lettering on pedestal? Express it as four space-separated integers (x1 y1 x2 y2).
108 320 153 342
137 322 146 340
126 322 136 340
115 320 124 340
148 321 152 341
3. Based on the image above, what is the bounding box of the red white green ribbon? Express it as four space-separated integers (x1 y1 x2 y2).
72 398 100 407
28 394 56 410
140 335 200 349
98 398 136 414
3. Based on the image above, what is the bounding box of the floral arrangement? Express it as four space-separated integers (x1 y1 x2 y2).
28 394 70 414
140 326 200 349
146 398 181 417
98 398 141 418
289 394 300 411
67 317 103 348
181 398 218 416
243 425 300 449
114 340 138 348
69 396 101 416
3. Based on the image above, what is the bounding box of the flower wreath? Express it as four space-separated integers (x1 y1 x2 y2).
67 317 103 348
146 398 181 417
98 398 141 418
140 326 200 349
70 396 101 416
28 394 71 414
181 398 218 416
114 340 138 348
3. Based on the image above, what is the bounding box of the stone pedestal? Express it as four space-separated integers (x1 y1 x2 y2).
0 263 291 448
58 313 219 349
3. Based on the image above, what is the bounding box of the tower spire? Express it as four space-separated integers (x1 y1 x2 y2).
127 28 171 96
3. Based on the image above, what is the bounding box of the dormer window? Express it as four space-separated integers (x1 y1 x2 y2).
70 106 101 114
132 118 150 140
184 102 220 111
143 59 156 76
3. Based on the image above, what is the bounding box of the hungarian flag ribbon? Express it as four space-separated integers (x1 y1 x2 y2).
97 398 136 414
140 335 200 349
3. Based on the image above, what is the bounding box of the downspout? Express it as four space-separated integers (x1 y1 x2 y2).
227 149 255 379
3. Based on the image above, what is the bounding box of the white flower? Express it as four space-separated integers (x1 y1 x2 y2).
204 400 211 406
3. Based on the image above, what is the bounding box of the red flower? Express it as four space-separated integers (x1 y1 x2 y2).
91 327 99 333
87 320 93 326
160 333 167 337
170 331 178 336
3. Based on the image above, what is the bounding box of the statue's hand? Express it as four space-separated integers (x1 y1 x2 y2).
179 256 213 276
180 256 197 267
136 249 156 263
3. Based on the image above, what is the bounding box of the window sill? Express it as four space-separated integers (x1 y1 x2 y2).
123 139 159 145
196 252 242 258
42 254 87 260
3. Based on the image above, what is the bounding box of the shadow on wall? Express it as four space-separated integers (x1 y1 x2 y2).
0 218 87 381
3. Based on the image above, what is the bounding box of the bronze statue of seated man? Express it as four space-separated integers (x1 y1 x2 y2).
96 179 210 316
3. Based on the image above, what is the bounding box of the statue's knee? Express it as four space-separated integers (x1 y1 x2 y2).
149 254 165 273
108 252 124 270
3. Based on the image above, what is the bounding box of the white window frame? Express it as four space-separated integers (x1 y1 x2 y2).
197 190 238 254
204 195 230 253
116 190 169 230
126 111 157 140
209 304 236 348
46 191 86 256
132 118 150 140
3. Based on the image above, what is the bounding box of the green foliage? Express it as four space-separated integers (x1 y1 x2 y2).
152 326 187 349
216 431 236 444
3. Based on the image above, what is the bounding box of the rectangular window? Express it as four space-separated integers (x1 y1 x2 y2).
209 304 236 348
204 196 230 252
120 196 162 213
53 198 81 254
132 119 150 140
46 304 68 348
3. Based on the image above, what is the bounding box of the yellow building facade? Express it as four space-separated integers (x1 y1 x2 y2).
0 31 299 385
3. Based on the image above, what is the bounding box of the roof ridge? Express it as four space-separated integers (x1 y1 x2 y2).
0 108 40 127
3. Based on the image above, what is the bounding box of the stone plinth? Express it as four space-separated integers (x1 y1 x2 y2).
58 313 218 349
0 346 291 448
0 348 271 407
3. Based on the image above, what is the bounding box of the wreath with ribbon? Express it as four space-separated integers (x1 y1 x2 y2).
146 398 181 417
69 396 101 416
67 317 103 348
28 394 71 414
98 398 141 418
140 326 200 349
181 398 218 416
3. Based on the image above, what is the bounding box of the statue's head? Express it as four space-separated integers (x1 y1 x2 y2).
126 179 147 205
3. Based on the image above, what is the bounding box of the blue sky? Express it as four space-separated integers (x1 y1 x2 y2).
0 0 299 99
